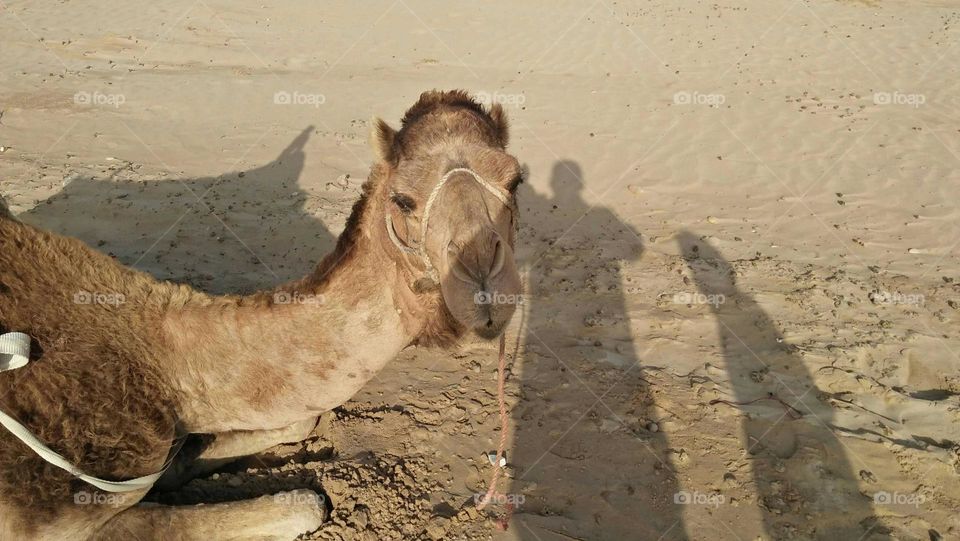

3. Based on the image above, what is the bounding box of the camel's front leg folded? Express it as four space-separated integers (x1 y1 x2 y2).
94 489 326 541
157 416 320 489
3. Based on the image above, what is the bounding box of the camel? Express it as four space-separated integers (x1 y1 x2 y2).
0 89 523 540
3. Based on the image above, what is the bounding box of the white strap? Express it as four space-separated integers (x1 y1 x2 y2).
0 332 29 371
0 331 169 492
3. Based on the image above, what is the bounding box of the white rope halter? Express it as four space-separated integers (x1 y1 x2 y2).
385 167 516 283
0 332 179 492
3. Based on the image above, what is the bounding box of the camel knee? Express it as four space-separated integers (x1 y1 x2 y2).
196 416 321 462
275 416 321 444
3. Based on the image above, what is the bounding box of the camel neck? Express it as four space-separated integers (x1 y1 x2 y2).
162 222 418 433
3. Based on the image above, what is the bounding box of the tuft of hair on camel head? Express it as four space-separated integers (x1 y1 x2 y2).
370 89 510 166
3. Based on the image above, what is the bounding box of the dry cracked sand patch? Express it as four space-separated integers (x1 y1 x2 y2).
2 0 960 539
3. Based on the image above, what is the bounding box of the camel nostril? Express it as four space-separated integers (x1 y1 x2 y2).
489 239 505 277
447 241 479 284
486 318 494 328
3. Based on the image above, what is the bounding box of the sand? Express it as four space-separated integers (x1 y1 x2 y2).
1 0 959 539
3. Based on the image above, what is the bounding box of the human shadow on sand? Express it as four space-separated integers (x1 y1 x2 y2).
511 161 687 540
677 231 889 540
20 126 335 294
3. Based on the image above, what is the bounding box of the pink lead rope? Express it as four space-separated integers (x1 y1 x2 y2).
475 333 515 528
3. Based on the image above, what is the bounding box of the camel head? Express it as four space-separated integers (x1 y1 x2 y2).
372 90 523 343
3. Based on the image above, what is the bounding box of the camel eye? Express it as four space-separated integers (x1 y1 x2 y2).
506 173 523 193
390 192 417 214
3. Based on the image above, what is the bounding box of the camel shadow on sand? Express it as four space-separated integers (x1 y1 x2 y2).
20 126 336 295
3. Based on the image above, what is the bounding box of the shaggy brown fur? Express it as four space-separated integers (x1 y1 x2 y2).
0 218 178 527
0 89 522 539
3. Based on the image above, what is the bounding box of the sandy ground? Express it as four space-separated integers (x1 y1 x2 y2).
2 0 960 539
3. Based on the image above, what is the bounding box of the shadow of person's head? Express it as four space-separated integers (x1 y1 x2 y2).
550 160 585 207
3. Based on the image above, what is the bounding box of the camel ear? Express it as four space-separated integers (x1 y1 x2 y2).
370 117 397 164
487 103 510 148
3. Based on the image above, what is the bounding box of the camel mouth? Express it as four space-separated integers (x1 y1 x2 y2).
438 239 521 343
467 291 518 340
474 318 507 340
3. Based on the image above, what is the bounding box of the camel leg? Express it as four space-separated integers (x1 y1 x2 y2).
193 417 320 462
157 417 320 489
94 489 326 541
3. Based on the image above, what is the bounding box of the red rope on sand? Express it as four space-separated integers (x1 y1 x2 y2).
475 333 514 528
